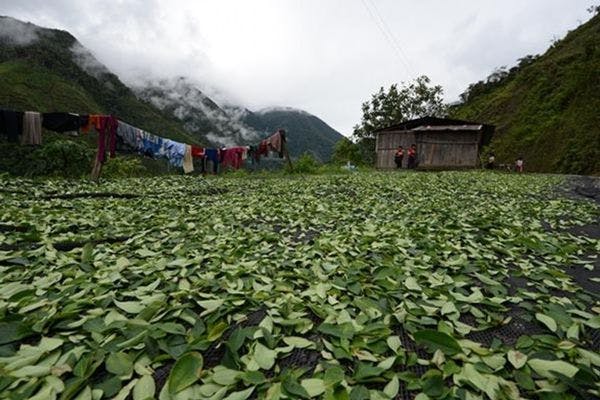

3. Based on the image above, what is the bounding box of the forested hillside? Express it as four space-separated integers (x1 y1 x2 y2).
0 16 343 168
0 16 201 145
451 12 600 174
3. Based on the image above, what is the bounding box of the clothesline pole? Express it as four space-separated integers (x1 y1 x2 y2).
91 130 108 182
282 138 293 171
91 153 103 182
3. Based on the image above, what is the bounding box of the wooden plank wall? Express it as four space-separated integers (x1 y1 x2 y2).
376 131 415 169
417 132 482 168
376 130 482 169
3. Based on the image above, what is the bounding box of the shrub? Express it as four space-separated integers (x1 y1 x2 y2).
102 156 146 178
332 138 363 165
288 152 321 174
0 135 94 177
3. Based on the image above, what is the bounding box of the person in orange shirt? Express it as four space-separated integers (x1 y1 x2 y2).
407 144 417 169
394 146 404 169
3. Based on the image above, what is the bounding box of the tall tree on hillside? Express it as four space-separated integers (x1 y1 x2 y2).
352 75 447 140
352 76 446 164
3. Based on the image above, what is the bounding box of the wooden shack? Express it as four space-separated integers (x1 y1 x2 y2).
374 116 494 169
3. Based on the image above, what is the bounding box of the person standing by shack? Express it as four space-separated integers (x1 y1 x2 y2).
407 144 417 169
515 156 524 173
394 146 404 169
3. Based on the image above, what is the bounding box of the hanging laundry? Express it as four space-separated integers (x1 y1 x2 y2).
254 140 269 162
0 109 23 143
160 139 186 168
191 145 204 158
79 115 89 131
183 144 194 174
95 115 118 163
82 114 101 134
267 130 283 154
221 147 246 170
204 148 220 173
116 120 140 151
142 131 163 157
21 111 42 145
42 112 82 133
253 130 285 161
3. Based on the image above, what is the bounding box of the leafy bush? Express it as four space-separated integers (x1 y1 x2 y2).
332 138 363 165
0 135 94 177
102 156 147 178
288 152 321 174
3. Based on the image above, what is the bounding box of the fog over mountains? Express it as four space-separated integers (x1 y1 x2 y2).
0 16 343 160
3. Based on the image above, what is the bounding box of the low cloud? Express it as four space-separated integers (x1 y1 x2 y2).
135 77 260 146
0 16 39 45
0 1 594 135
70 42 110 79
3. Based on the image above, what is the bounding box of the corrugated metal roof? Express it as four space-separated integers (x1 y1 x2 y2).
412 124 483 131
373 116 493 133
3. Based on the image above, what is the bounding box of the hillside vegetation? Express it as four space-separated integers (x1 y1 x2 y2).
451 13 600 175
0 17 201 145
0 16 344 172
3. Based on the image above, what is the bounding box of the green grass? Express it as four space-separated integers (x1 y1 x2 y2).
0 172 598 399
0 61 103 113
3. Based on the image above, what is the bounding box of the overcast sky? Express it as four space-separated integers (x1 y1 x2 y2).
0 0 594 135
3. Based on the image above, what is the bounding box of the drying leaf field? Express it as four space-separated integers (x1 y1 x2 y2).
0 171 599 400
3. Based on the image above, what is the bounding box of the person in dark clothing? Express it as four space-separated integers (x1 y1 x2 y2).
407 144 417 169
394 146 404 169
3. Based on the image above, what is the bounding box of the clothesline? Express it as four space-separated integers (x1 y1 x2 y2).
0 109 290 177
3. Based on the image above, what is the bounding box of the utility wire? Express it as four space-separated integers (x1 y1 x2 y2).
366 0 416 76
359 0 415 78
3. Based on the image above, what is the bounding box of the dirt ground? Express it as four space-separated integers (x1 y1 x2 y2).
562 175 600 238
557 175 600 299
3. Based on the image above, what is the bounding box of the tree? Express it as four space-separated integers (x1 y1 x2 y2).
332 138 362 165
352 75 447 142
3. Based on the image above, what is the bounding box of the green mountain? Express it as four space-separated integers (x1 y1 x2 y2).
242 107 344 161
133 78 262 148
134 81 345 161
0 15 344 170
451 12 600 175
0 16 201 145
134 77 343 162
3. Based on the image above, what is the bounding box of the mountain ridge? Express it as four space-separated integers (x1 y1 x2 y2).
0 16 343 162
0 15 202 145
451 12 600 174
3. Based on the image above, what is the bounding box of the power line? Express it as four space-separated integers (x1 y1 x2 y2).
359 0 415 78
366 0 416 76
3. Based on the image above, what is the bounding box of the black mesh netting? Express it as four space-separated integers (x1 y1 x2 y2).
566 223 600 239
391 325 446 400
564 264 600 297
505 275 530 296
272 224 321 245
463 303 545 348
588 328 600 352
153 308 267 392
276 334 322 375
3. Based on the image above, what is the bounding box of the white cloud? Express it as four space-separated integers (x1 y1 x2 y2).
0 16 39 45
0 0 593 135
70 42 110 79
